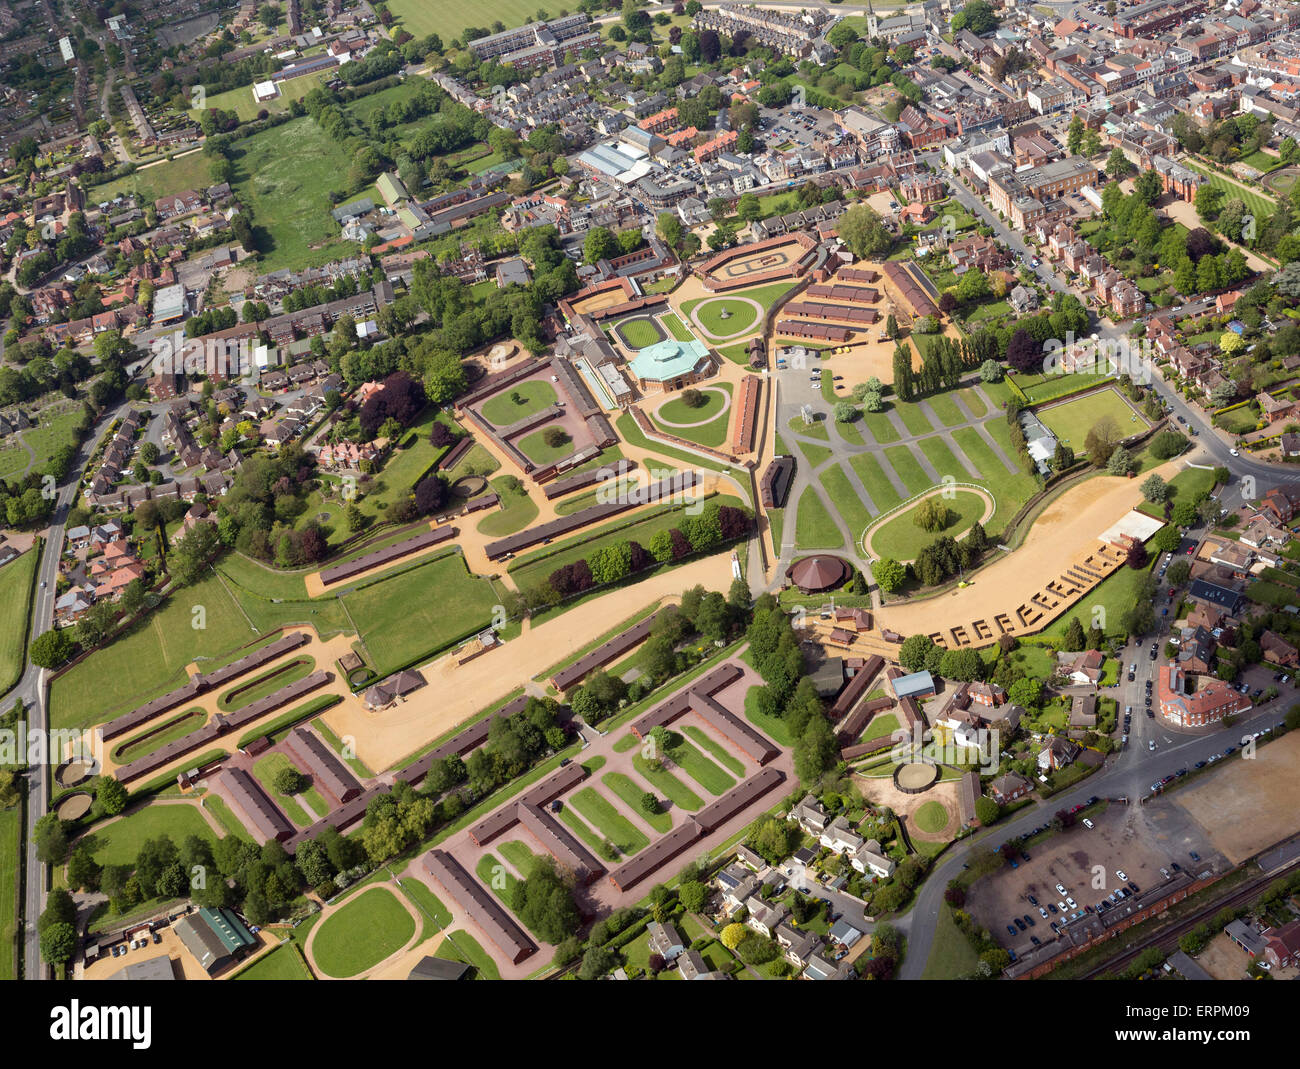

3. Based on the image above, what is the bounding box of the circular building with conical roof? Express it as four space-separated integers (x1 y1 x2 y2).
786 554 851 594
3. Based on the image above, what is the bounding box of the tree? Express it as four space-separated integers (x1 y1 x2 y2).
1062 615 1087 652
95 776 128 816
273 766 307 795
838 204 892 259
899 634 935 672
30 629 74 669
979 359 1003 383
34 813 68 865
1084 417 1122 467
1106 445 1135 476
975 796 1001 826
913 496 952 532
721 922 748 950
833 400 857 423
873 557 906 594
1140 473 1170 503
40 923 76 966
1149 430 1187 460
1106 146 1134 178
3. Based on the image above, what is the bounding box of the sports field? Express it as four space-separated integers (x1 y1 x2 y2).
311 887 415 978
613 316 666 350
1038 388 1148 448
83 803 217 868
94 150 215 205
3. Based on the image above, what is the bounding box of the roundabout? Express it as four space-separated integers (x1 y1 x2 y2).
862 485 996 563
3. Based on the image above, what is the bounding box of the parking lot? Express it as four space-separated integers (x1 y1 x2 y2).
964 799 1221 956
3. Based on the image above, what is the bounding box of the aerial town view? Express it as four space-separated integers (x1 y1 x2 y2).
5 0 1300 1013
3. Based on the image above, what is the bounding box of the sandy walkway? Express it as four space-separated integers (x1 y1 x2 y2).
321 550 737 771
876 460 1182 639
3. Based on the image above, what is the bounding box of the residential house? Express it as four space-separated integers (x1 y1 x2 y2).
988 771 1033 805
1037 736 1081 772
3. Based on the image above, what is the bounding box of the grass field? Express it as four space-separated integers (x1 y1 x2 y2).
477 476 540 537
517 426 576 467
0 803 18 980
480 380 558 428
614 317 666 350
631 754 703 812
233 944 314 980
1038 388 1148 448
399 878 452 937
683 726 746 776
387 0 539 41
689 297 760 338
1184 160 1277 223
219 656 315 712
188 72 328 123
912 800 949 834
869 489 987 561
894 401 935 437
311 887 415 978
0 550 37 697
435 928 501 980
818 464 873 545
50 574 256 731
570 786 650 855
861 712 900 742
665 736 735 795
921 902 980 979
110 707 206 765
660 312 696 343
681 280 796 338
795 489 844 550
80 803 216 868
94 150 215 206
652 385 733 449
250 752 319 826
602 773 671 833
230 117 358 273
848 454 903 514
882 445 931 496
343 553 500 677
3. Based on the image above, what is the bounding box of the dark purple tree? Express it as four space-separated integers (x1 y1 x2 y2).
414 475 446 515
1005 329 1042 375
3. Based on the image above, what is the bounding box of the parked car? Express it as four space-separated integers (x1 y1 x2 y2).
1189 851 1200 862
1055 883 1066 895
1083 818 1094 829
1007 924 1018 936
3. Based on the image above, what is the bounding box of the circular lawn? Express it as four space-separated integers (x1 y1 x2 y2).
691 297 760 339
312 887 415 978
913 800 950 834
654 386 730 426
867 489 991 562
480 380 558 428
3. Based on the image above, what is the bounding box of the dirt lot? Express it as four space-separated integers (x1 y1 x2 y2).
878 460 1182 642
851 772 960 842
1175 731 1300 865
1195 931 1257 980
964 799 1218 955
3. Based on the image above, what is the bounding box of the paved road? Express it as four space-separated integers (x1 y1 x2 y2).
16 397 129 979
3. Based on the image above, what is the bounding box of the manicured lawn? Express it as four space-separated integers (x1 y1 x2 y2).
0 803 19 980
870 490 988 561
218 656 315 712
955 387 988 418
435 928 502 980
498 840 542 877
656 386 729 426
110 707 206 765
50 574 255 731
916 435 971 482
950 427 1037 526
922 903 981 979
742 677 793 747
796 441 833 470
480 380 559 428
233 944 314 980
861 712 900 741
570 787 650 855
614 317 664 350
399 878 452 935
557 803 615 859
1038 388 1148 447
682 725 746 775
861 408 902 444
602 773 672 833
343 553 500 677
476 852 524 916
476 476 540 537
913 800 949 833
613 734 639 753
1039 553 1156 640
0 549 37 696
883 445 930 495
926 393 966 427
681 280 796 334
250 752 314 827
1183 160 1277 223
894 402 935 436
387 0 538 40
665 737 735 796
819 464 874 547
689 297 760 338
660 312 696 342
788 415 829 441
630 754 704 812
795 490 844 550
190 71 328 122
517 426 577 466
312 887 415 978
80 803 216 868
230 117 358 273
848 454 903 513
